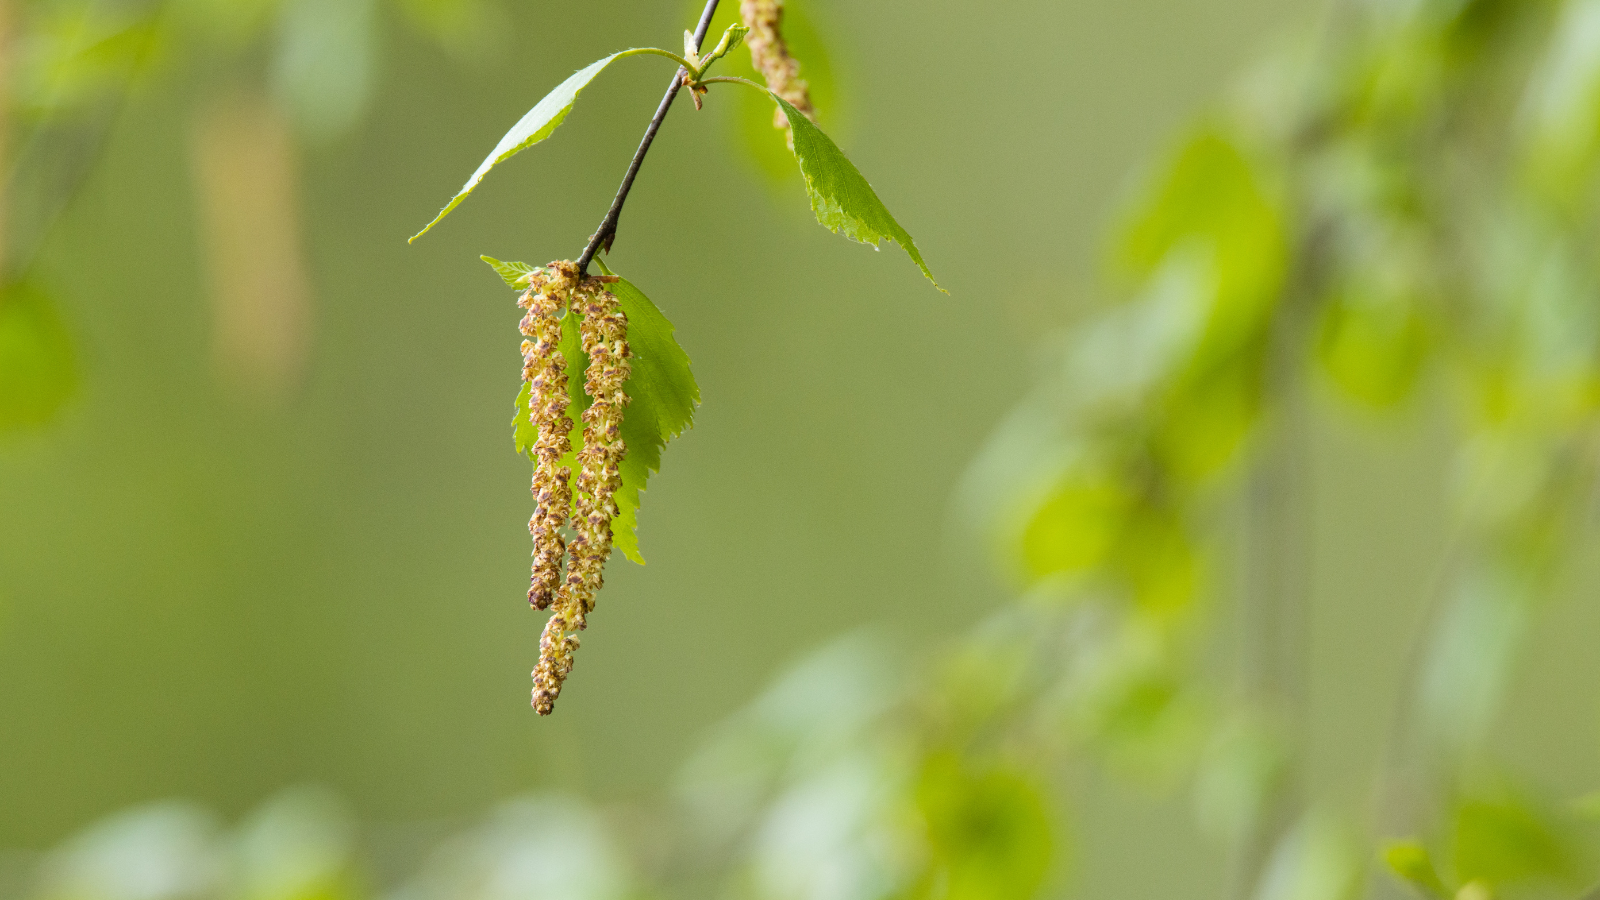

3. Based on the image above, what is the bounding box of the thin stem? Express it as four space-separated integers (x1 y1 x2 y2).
615 47 702 76
699 75 769 93
576 0 721 274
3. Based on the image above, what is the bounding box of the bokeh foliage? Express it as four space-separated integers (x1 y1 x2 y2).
8 0 1600 899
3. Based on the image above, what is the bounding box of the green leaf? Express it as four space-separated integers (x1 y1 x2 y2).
600 262 699 564
1317 290 1428 408
1020 466 1133 581
411 53 624 241
1254 815 1361 900
1452 795 1575 888
512 262 699 565
702 23 748 68
481 256 540 289
771 94 943 291
1118 127 1286 363
916 753 1054 900
0 282 77 434
512 379 537 456
1384 840 1451 899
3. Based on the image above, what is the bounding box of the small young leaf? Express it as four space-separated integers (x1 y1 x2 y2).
411 53 624 241
704 24 749 67
481 256 540 288
683 30 701 68
512 262 699 564
771 94 942 291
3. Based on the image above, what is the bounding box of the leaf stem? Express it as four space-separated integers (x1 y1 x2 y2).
576 0 722 274
698 75 770 94
615 47 702 77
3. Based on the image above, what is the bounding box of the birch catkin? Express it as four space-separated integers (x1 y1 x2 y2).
531 274 630 716
520 262 579 611
740 0 815 146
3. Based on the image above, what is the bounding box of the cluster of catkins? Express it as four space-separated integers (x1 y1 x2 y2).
517 261 631 716
740 0 815 145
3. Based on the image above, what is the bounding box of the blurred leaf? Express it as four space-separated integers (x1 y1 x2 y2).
1317 285 1429 408
1106 128 1281 490
1057 617 1209 785
916 753 1054 900
0 282 77 434
480 256 539 288
1115 505 1201 615
233 787 355 900
1452 794 1574 889
1342 27 1447 129
514 264 699 564
1385 840 1452 899
675 633 901 852
14 6 166 116
1015 458 1200 614
750 752 916 900
1518 0 1600 207
1153 349 1265 482
772 94 942 290
395 796 632 900
1063 253 1211 416
1193 714 1287 844
1090 671 1205 780
1019 467 1133 583
1118 127 1286 361
1419 565 1528 751
1253 814 1360 900
411 53 627 241
33 802 222 900
271 0 377 142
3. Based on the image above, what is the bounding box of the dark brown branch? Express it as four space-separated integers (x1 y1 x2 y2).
576 0 721 274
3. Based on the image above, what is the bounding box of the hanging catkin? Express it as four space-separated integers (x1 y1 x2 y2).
740 0 815 147
520 262 579 611
531 273 630 716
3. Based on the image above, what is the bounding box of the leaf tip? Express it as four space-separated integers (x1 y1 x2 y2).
409 217 442 243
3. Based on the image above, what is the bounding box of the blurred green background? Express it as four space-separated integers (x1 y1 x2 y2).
7 1 1600 899
0 0 1308 840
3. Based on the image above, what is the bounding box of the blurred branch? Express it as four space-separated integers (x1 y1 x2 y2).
1231 215 1329 898
576 0 721 275
2 1 167 282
